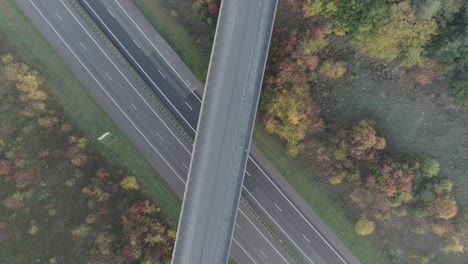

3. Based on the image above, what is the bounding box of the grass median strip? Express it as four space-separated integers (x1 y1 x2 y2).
0 0 181 220
133 0 210 82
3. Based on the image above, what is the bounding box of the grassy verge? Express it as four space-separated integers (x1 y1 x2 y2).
0 0 181 220
252 124 391 264
133 0 210 82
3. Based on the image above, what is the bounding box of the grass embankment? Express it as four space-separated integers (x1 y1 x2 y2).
133 0 210 82
131 0 388 262
0 0 180 220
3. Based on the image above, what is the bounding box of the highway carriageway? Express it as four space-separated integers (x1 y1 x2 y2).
18 0 360 263
73 0 360 263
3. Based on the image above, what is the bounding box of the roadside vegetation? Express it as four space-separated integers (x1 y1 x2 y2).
0 54 176 263
0 0 181 220
137 0 468 263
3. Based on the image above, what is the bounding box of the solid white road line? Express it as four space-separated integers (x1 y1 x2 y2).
38 2 295 263
133 39 141 49
181 161 189 171
130 102 138 111
80 42 88 51
259 250 268 259
158 69 167 79
274 203 282 212
59 0 192 155
303 234 311 244
55 12 63 21
184 101 193 110
243 187 315 264
235 223 242 230
238 208 290 264
233 238 257 264
248 157 346 263
114 0 195 93
107 9 115 18
156 132 164 141
105 72 112 80
245 170 251 176
83 0 198 133
29 0 186 186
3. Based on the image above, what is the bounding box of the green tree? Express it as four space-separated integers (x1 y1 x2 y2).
353 1 437 66
432 5 468 75
420 158 440 178
450 80 468 110
306 0 386 36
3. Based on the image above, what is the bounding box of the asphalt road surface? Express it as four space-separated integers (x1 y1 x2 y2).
17 0 362 263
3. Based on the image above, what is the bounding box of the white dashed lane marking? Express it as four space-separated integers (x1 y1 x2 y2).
259 250 268 259
105 72 112 80
274 203 282 212
185 101 193 110
80 42 87 51
133 39 140 49
55 12 62 21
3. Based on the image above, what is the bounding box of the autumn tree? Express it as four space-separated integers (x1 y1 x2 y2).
349 120 386 161
262 32 324 157
122 200 175 262
355 216 375 236
0 160 12 176
432 195 458 219
319 60 347 78
120 176 139 191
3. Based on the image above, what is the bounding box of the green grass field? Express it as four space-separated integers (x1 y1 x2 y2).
0 0 181 220
133 0 210 82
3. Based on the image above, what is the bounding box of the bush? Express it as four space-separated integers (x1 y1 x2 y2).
319 60 347 78
355 216 375 236
431 223 453 237
450 80 468 110
420 158 440 178
120 176 140 191
333 143 347 160
303 33 329 55
434 180 453 195
329 171 347 185
432 195 458 220
442 236 464 254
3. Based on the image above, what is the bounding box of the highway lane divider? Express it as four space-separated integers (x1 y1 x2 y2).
68 0 193 145
240 197 304 264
